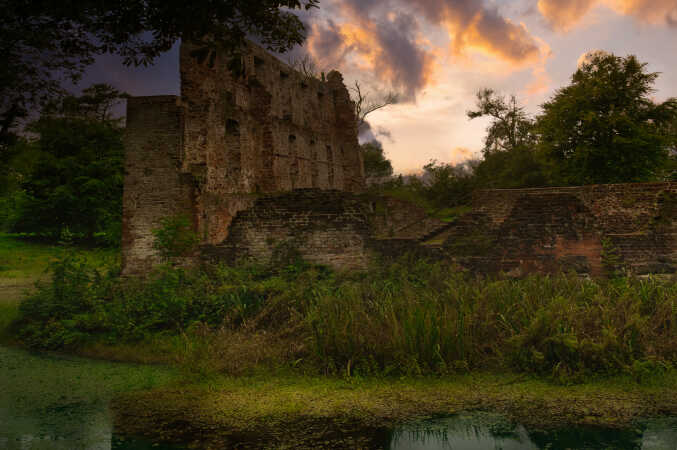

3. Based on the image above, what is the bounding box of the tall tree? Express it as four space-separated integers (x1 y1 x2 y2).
0 0 319 141
467 88 536 155
9 85 127 244
536 52 677 185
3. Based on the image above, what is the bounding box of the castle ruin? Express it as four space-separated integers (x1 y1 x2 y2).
122 42 365 275
122 42 677 278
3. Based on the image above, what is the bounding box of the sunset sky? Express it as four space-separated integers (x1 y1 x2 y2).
83 0 677 174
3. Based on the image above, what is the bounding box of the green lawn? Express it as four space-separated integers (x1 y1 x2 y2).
0 233 117 301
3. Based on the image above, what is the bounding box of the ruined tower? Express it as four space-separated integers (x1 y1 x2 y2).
122 42 365 275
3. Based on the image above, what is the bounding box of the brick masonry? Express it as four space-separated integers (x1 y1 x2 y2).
122 41 365 275
444 182 677 276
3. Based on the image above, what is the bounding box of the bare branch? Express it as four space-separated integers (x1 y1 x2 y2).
350 81 398 131
287 53 322 80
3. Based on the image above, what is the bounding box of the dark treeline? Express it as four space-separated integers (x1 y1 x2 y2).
0 85 126 246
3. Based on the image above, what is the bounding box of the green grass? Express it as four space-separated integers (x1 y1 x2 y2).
11 255 677 384
0 233 117 304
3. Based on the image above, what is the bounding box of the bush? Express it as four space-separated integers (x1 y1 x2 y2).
152 215 199 260
13 256 677 380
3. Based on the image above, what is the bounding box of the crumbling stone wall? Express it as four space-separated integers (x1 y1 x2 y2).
199 190 449 271
180 42 364 247
445 182 677 276
122 42 364 275
122 96 194 274
201 189 372 270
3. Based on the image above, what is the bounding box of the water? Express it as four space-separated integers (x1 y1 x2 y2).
0 345 180 449
2 345 677 449
389 412 677 450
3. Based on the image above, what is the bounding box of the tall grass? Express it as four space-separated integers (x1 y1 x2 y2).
306 261 677 380
10 254 677 380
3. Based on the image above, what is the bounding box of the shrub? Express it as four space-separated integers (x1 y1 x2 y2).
12 255 677 380
152 215 199 260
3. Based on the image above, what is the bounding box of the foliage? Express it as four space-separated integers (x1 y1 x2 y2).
4 85 125 244
362 140 393 182
472 145 550 189
420 160 477 208
9 118 123 244
152 215 199 260
467 88 536 155
537 52 677 185
1 0 318 138
12 255 677 382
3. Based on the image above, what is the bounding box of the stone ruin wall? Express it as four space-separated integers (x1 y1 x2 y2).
445 182 677 276
122 42 364 275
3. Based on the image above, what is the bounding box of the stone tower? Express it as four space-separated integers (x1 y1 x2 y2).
122 41 364 275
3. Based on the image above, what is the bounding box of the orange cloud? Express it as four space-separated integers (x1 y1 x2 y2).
612 0 677 25
305 0 550 99
306 7 437 99
538 0 598 32
538 0 677 31
446 10 542 66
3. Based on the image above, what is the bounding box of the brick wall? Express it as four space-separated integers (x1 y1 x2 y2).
122 96 194 275
179 42 364 246
201 189 372 271
122 41 365 275
448 182 677 276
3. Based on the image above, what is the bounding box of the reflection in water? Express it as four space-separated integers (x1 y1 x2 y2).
2 345 677 449
0 345 180 449
389 413 677 450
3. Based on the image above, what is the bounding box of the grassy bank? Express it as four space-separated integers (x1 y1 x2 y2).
112 370 677 448
0 233 116 302
4 237 677 447
0 233 116 345
8 252 677 382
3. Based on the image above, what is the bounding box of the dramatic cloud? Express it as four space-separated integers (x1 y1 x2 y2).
615 0 677 26
409 0 542 64
303 0 546 99
538 0 677 31
306 5 435 99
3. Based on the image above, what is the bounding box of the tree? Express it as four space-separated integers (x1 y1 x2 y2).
536 52 677 185
361 141 393 183
1 0 319 140
9 85 126 244
467 88 536 155
466 88 549 188
420 160 477 208
473 146 550 189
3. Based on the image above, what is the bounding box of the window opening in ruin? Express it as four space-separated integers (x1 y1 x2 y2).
280 71 289 79
226 119 240 136
289 135 297 143
254 56 264 67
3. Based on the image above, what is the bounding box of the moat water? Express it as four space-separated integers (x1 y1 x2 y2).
1 345 676 449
